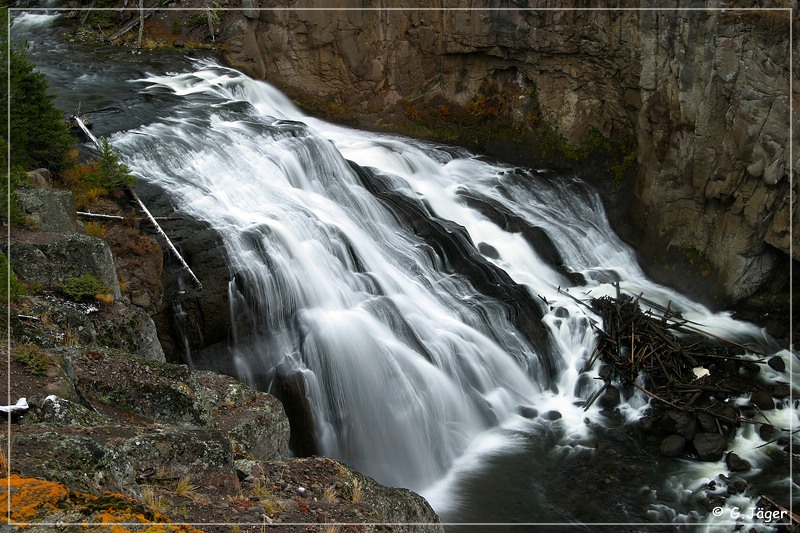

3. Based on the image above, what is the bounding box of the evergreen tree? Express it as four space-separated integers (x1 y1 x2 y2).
89 138 136 190
0 8 74 171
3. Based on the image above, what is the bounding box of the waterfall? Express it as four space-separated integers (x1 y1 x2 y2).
116 60 556 491
113 60 793 511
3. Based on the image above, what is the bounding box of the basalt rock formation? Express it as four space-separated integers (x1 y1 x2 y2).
215 0 796 325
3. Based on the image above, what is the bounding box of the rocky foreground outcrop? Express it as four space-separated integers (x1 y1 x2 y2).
207 0 796 323
3 187 443 532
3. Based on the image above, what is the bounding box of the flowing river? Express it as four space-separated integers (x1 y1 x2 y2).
11 11 797 532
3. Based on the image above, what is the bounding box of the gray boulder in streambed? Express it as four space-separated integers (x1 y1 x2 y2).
659 434 686 458
693 432 727 462
659 410 697 440
725 452 751 472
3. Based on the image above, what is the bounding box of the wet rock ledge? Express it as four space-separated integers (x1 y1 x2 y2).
3 187 443 532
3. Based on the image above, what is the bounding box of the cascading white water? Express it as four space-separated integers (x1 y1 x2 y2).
109 59 795 524
116 61 554 491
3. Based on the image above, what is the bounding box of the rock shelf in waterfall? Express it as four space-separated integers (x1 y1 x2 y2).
585 286 793 464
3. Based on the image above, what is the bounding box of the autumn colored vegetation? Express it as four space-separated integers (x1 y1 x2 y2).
0 474 204 531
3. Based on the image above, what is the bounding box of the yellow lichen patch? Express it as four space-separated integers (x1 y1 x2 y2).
0 474 69 523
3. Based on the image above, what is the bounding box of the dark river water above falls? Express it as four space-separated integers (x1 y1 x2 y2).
11 10 797 532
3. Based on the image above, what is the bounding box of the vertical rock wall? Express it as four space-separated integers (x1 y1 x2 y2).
635 4 795 306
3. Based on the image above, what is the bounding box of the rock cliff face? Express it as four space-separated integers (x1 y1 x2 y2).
218 0 796 315
635 7 795 310
9 188 166 361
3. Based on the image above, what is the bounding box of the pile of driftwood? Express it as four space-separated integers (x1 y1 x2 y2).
581 284 799 529
581 284 780 429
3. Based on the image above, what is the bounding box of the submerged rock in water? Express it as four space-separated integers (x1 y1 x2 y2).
750 391 775 410
597 385 621 409
725 452 751 472
543 410 562 421
758 424 781 442
767 355 785 372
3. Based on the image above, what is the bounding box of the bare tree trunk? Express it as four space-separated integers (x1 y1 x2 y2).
137 0 144 48
206 4 215 42
80 0 96 26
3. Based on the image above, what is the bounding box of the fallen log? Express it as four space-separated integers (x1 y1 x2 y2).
757 495 800 527
106 7 159 41
79 131 203 290
76 211 124 220
128 187 203 290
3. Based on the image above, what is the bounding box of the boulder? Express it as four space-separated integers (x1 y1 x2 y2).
28 395 111 427
18 296 164 361
11 233 121 299
337 461 444 532
772 383 791 399
543 410 562 421
725 452 751 472
11 432 140 498
660 410 697 440
195 374 291 462
27 168 51 189
693 432 727 462
17 188 79 234
758 424 781 442
659 435 686 458
597 385 621 409
767 356 785 372
696 412 717 434
120 428 240 490
750 391 775 410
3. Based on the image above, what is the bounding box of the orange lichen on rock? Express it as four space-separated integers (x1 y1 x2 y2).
93 509 202 532
1 476 202 532
0 474 69 522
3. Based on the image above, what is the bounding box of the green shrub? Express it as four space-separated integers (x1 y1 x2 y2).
12 344 49 376
0 253 26 304
1 166 33 226
60 274 112 302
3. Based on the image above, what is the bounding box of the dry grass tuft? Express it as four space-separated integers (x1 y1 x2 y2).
252 477 271 499
140 485 169 513
351 478 361 503
322 485 337 503
173 475 198 499
85 221 107 238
